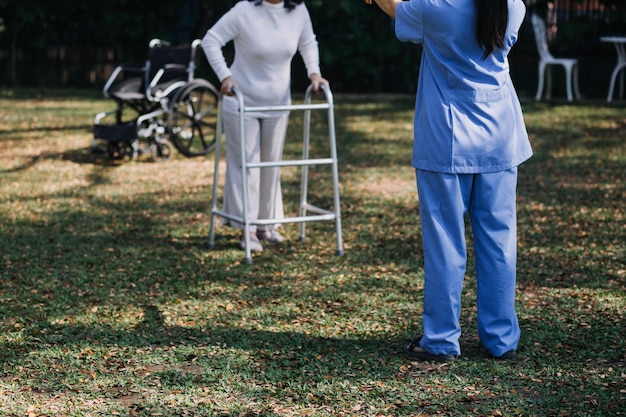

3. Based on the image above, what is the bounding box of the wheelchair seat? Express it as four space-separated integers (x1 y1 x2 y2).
107 78 144 102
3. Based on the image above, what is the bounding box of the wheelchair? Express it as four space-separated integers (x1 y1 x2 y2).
92 39 219 161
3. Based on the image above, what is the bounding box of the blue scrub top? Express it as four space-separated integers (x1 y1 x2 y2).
396 0 533 174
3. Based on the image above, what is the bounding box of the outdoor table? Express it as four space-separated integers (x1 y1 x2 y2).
600 36 626 102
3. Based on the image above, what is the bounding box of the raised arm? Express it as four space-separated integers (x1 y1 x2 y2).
364 0 402 19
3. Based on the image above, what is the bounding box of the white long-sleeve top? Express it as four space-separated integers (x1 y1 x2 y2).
202 1 321 116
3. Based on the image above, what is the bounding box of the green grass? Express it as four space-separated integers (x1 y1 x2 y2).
0 89 624 416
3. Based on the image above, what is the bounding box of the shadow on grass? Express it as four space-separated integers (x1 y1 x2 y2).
0 95 624 415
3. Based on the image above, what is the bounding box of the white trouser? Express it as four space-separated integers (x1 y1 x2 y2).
221 110 288 232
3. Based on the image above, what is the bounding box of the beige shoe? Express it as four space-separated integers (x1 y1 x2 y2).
257 229 284 243
239 235 263 252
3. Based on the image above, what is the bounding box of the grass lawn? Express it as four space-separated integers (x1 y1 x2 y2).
0 89 624 416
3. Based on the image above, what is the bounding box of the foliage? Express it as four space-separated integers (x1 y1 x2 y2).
307 0 420 93
598 0 626 30
0 90 624 416
2 0 625 92
0 0 193 47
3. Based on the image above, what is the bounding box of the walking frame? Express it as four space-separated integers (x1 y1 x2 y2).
208 84 344 264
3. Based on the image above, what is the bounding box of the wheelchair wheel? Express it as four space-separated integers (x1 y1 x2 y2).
169 79 219 157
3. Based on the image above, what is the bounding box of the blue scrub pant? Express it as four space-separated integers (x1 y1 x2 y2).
416 168 520 357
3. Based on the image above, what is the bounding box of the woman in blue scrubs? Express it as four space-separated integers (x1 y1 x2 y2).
365 0 533 361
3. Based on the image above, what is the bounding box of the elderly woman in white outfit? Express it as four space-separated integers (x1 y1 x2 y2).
202 0 328 252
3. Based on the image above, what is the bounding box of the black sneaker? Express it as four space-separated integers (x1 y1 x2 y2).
493 350 516 360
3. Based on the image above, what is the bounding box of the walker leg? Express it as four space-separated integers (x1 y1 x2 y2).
209 103 224 250
326 87 344 258
299 106 312 243
208 229 216 250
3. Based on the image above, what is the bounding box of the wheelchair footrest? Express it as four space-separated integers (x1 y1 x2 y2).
94 122 137 142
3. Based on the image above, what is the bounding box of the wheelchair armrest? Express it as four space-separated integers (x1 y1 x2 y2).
147 65 188 87
148 65 185 85
118 63 145 72
103 63 147 97
146 65 190 101
162 64 188 72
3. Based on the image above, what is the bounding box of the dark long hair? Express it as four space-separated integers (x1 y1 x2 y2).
475 0 508 59
248 0 304 11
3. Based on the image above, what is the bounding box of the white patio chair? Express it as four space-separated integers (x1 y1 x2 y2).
531 13 580 102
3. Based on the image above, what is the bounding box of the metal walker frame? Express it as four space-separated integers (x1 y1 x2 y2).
208 84 344 264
